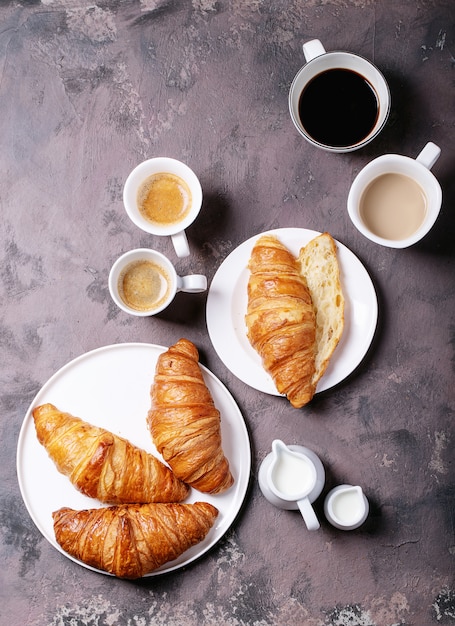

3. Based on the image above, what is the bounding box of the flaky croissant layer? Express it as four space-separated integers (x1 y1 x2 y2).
33 403 189 504
148 339 234 494
53 502 219 578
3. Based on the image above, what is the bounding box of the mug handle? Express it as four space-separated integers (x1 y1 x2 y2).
416 142 441 170
171 231 190 258
177 274 207 294
297 496 320 531
302 39 326 63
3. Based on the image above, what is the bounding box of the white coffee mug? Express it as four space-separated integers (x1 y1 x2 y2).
123 157 203 258
347 142 442 248
108 248 207 317
289 39 390 152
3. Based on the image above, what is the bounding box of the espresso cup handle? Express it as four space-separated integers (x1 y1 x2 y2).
302 39 326 63
177 274 207 294
416 142 441 170
297 496 320 531
171 231 190 258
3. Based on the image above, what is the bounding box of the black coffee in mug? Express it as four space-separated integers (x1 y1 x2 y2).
298 68 379 148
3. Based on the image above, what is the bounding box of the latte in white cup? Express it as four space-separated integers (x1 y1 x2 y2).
347 142 442 248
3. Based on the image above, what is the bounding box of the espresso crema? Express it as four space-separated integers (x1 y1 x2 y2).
137 172 192 226
118 260 171 312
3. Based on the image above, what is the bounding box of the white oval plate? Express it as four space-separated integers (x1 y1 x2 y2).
17 343 251 577
206 228 378 396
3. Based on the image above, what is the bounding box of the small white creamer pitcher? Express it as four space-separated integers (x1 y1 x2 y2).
259 440 325 531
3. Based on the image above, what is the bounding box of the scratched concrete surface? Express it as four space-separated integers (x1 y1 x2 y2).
1 1 454 625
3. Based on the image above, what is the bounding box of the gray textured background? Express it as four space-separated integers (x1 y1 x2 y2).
1 1 454 624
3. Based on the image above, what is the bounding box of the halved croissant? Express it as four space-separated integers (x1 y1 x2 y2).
245 235 317 408
33 403 189 504
53 502 218 578
148 339 234 494
298 232 344 386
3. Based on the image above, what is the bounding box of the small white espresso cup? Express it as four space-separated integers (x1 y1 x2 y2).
289 39 390 152
347 142 442 248
108 248 207 317
123 157 203 258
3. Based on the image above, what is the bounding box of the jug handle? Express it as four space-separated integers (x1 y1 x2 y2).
297 497 320 531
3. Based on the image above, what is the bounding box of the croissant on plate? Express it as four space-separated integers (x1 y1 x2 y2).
33 403 189 504
53 502 218 578
245 234 317 408
148 339 234 494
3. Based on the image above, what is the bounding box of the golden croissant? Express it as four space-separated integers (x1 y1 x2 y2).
245 234 317 408
148 339 234 494
53 502 218 578
33 403 189 504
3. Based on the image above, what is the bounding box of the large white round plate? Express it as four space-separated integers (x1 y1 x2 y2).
17 343 251 577
206 228 378 396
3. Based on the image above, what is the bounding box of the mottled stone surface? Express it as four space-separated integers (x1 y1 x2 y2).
1 1 454 625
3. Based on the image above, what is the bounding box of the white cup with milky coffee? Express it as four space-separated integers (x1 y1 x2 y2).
347 142 442 248
123 157 203 258
108 248 207 317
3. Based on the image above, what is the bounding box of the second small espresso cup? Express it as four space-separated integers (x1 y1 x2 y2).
347 142 442 248
108 248 207 317
123 157 203 258
289 39 390 152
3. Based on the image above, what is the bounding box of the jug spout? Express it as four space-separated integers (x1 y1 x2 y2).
271 439 288 458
